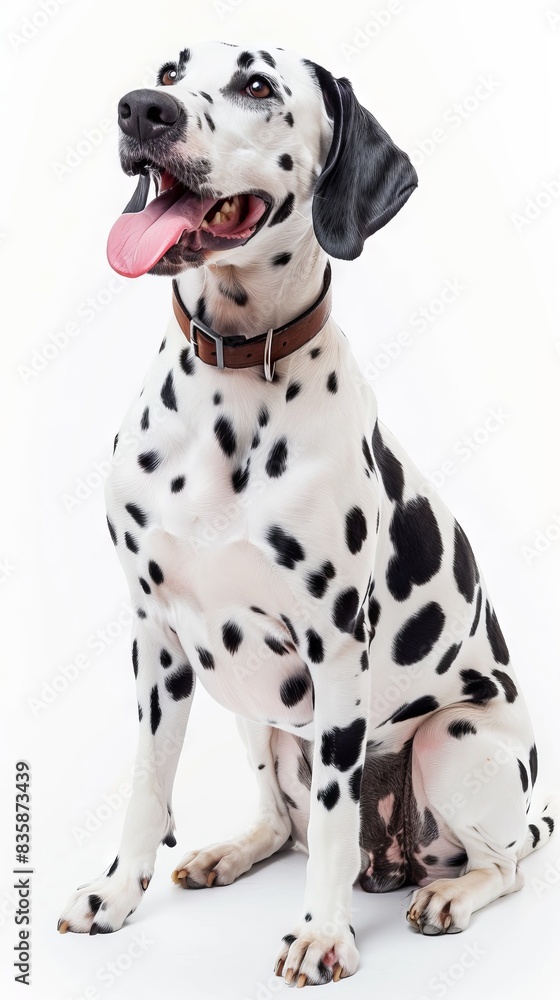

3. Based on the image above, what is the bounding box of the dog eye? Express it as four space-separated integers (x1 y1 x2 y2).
245 76 272 99
161 67 178 86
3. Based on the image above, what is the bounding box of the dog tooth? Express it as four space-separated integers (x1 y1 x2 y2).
200 220 210 230
213 211 223 224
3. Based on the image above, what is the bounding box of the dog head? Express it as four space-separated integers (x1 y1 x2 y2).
107 42 417 278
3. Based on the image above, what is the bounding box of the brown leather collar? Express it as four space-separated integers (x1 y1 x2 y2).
171 263 332 379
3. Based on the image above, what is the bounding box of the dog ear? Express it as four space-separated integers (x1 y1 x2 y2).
309 63 418 260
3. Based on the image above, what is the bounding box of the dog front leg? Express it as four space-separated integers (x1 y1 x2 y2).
275 631 370 986
57 620 195 934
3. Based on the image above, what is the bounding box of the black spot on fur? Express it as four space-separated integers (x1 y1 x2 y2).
286 381 301 402
392 603 445 665
139 577 151 594
362 436 374 473
218 281 248 307
460 668 499 705
360 650 369 671
333 587 360 633
161 370 178 411
107 517 117 546
285 111 294 126
180 348 195 375
264 635 288 655
137 608 146 619
321 718 366 772
390 696 439 723
280 672 310 708
197 647 215 670
141 406 150 430
279 153 293 170
259 49 276 68
529 744 538 786
448 850 468 867
518 759 529 793
165 664 194 701
306 560 335 598
424 854 438 866
125 502 147 527
326 371 338 393
353 608 366 642
251 606 265 614
470 588 482 636
266 437 288 477
213 392 222 405
214 415 237 457
88 894 103 915
272 251 292 266
200 90 213 103
453 522 479 602
309 346 321 359
160 649 172 668
237 50 255 69
345 506 368 554
386 497 443 600
543 816 554 835
258 405 270 427
269 192 295 226
306 629 324 664
436 643 461 675
132 639 138 678
280 614 299 646
171 476 185 493
125 532 138 553
222 621 243 655
267 525 305 568
372 423 404 504
232 460 250 493
349 766 362 802
204 112 216 131
305 912 312 922
251 432 260 449
138 451 162 473
113 433 119 453
107 856 119 877
148 560 164 585
150 685 161 734
529 823 540 847
492 668 518 703
485 602 510 664
448 719 477 739
317 780 340 810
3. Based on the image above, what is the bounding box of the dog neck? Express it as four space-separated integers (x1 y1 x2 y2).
173 226 329 340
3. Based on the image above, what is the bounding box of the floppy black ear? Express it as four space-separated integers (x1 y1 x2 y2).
309 63 418 260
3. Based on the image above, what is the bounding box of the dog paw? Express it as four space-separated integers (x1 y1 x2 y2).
57 863 153 935
407 879 471 935
171 841 254 889
273 922 359 986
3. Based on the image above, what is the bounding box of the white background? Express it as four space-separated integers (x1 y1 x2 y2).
1 0 560 997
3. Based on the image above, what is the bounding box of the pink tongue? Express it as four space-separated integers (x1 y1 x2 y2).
107 186 217 277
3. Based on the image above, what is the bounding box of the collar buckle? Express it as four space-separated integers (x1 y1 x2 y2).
190 316 225 370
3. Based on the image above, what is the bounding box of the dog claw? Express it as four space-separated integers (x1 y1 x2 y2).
297 973 307 988
275 958 285 978
443 914 452 931
285 968 295 984
141 878 149 891
58 919 69 934
207 870 217 887
333 964 343 982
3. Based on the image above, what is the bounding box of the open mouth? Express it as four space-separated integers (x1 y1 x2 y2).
107 160 270 278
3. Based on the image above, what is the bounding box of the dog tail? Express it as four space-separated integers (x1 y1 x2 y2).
518 794 558 859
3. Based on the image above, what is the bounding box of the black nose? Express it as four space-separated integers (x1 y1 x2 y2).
117 89 181 143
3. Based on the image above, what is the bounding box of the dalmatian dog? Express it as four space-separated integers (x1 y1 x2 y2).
58 42 556 986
